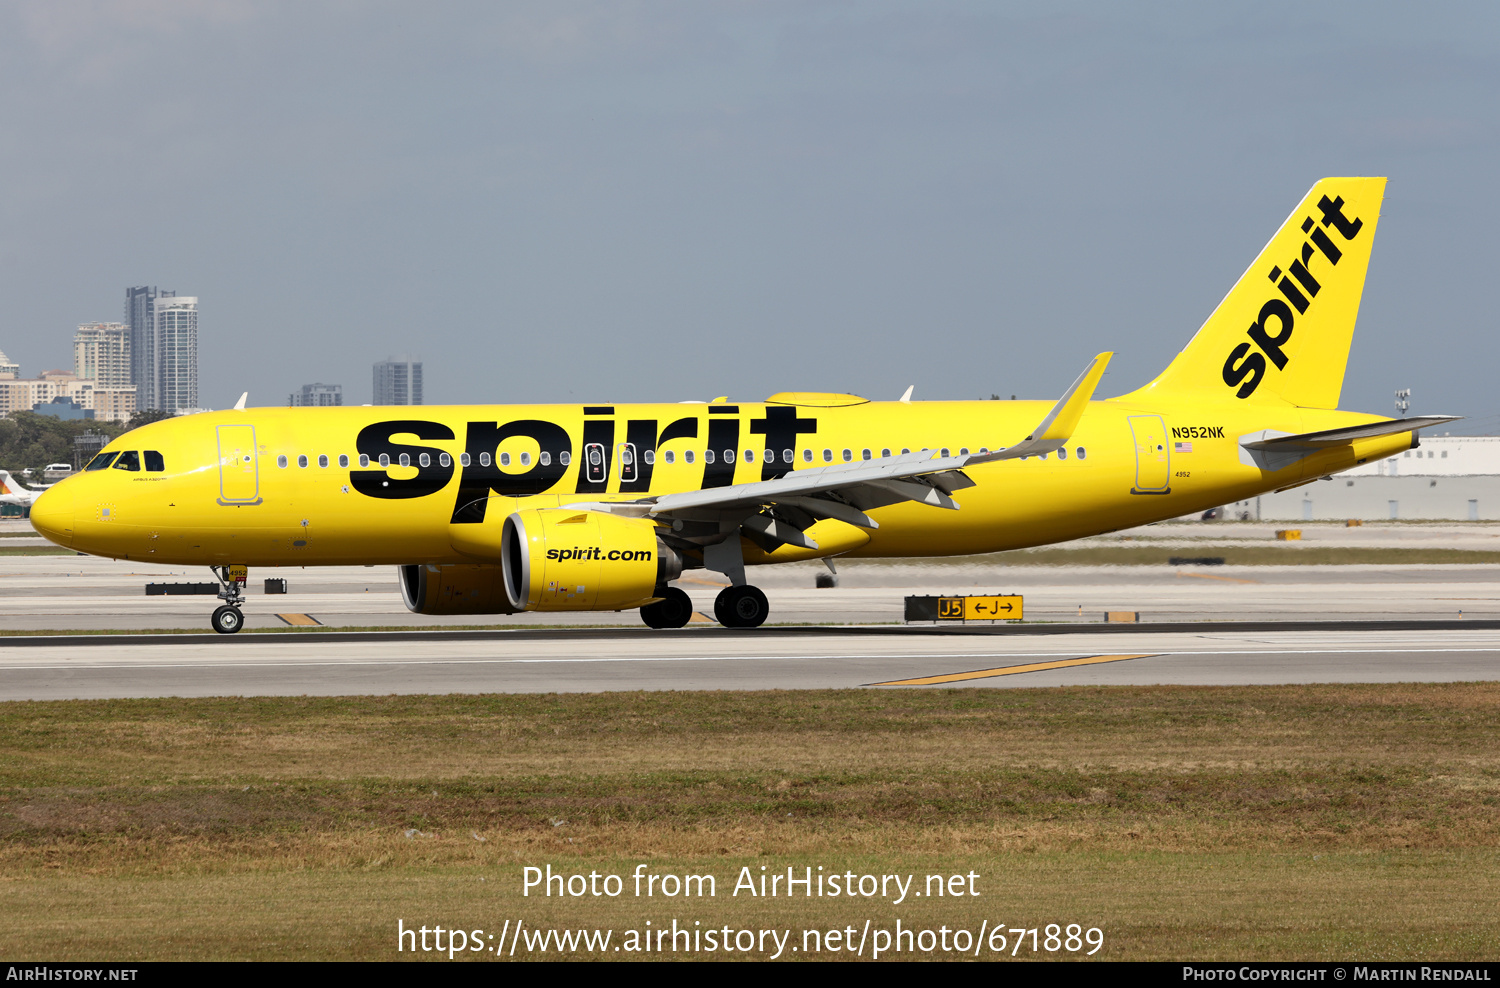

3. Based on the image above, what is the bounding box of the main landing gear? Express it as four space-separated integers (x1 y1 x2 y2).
714 585 769 629
638 584 770 629
640 586 693 629
210 565 247 634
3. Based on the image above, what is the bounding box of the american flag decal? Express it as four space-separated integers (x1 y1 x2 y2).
1174 441 1193 453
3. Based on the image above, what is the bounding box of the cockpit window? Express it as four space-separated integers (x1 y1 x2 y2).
144 450 165 472
86 452 120 471
113 451 141 472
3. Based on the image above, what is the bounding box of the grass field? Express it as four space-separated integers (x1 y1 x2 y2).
1 685 1497 960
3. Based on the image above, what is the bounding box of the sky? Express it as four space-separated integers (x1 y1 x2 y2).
1 1 1497 429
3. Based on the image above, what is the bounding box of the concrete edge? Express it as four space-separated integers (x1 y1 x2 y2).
2 619 1500 648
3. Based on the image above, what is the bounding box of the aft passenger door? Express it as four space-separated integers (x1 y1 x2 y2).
217 424 261 505
1128 415 1170 494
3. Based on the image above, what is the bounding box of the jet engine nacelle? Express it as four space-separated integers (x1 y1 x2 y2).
501 508 681 612
399 563 519 615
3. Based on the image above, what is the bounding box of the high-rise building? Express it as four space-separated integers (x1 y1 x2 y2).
73 323 131 387
0 349 17 379
290 383 343 407
125 286 173 410
153 296 198 414
373 357 422 405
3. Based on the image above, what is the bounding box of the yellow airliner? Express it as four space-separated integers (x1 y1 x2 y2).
29 178 1458 633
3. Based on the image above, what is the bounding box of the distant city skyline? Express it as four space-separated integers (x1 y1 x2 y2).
0 6 1497 427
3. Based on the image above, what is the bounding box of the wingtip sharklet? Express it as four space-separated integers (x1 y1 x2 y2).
966 352 1112 464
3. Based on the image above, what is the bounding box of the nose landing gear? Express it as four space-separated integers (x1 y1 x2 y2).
211 605 244 634
210 565 248 634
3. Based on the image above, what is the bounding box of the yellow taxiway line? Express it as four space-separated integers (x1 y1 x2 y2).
275 613 323 627
872 653 1156 686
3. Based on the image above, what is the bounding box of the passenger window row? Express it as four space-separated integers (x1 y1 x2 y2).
270 445 1089 471
86 450 166 472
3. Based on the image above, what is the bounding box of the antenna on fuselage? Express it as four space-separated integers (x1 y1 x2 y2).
233 392 248 411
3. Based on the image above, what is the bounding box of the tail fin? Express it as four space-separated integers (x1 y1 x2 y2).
1122 177 1385 409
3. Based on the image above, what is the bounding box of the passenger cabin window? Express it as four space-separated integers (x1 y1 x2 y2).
539 452 550 466
940 448 950 458
359 454 370 467
684 451 694 464
664 450 674 464
379 454 390 467
781 449 792 464
113 451 141 471
339 454 350 468
803 449 813 463
419 453 430 467
842 449 852 462
399 454 410 467
520 452 531 466
479 452 491 467
459 453 470 467
318 454 329 468
277 455 288 469
559 451 571 466
744 449 754 463
723 449 734 464
881 449 891 458
499 452 510 467
704 449 715 464
959 448 969 457
438 452 450 467
298 455 308 468
823 449 833 463
87 452 119 471
1076 447 1086 460
1058 448 1067 460
643 449 655 465
862 449 871 460
144 450 165 472
901 448 910 455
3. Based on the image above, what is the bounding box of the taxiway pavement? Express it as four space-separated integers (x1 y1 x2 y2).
2 624 1499 700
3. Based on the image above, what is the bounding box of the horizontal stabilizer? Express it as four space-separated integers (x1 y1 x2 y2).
1241 415 1461 451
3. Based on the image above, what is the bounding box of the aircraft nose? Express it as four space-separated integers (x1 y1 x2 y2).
30 484 75 547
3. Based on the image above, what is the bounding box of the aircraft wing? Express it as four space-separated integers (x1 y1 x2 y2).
564 353 1112 559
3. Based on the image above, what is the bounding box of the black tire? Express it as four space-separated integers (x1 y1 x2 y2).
640 587 694 629
211 605 244 635
714 585 769 628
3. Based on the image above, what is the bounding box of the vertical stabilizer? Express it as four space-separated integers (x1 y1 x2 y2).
1121 177 1385 409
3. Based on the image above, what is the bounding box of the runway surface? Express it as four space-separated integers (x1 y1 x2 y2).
4 624 1500 699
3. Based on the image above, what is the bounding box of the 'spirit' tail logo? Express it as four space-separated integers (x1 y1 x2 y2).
1221 195 1364 399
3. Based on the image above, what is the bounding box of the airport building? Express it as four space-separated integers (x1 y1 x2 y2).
289 382 343 407
1225 435 1500 521
373 357 422 405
